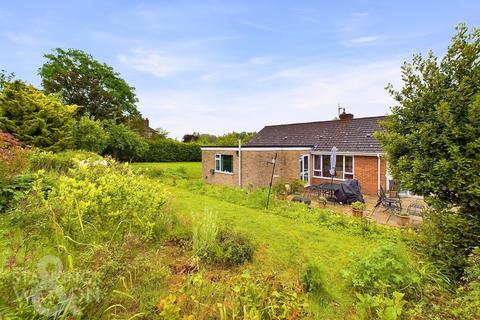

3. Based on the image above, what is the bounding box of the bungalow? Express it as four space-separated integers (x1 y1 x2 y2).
201 112 390 196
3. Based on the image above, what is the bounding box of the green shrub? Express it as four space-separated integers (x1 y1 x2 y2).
28 149 102 173
0 263 102 319
356 290 406 320
342 243 420 297
191 210 254 265
103 121 148 161
351 201 366 210
0 80 76 151
134 165 189 180
448 247 480 319
141 138 201 162
414 209 480 280
73 116 109 153
217 229 255 266
300 261 326 294
156 271 308 319
8 161 171 243
0 174 35 211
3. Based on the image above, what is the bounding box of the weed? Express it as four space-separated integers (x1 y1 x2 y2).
342 242 420 298
191 210 254 265
156 270 308 319
300 261 327 295
192 209 219 263
27 150 102 174
356 290 406 320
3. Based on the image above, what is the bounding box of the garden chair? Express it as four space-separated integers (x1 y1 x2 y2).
407 202 425 217
369 186 402 223
379 186 402 211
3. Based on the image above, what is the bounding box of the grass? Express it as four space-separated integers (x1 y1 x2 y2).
131 162 201 180
1 161 393 318
135 162 385 318
169 185 378 318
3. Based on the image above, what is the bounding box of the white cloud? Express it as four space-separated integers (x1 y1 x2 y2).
351 12 369 17
344 35 381 45
5 32 58 46
118 48 200 78
248 56 273 65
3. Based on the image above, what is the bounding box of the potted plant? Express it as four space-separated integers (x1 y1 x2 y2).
317 196 327 207
395 211 410 226
351 201 366 217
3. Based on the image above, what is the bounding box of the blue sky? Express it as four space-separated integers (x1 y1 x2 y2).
1 1 478 138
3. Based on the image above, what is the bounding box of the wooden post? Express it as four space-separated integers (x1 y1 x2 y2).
266 152 278 209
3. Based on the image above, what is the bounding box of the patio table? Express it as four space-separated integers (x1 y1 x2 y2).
315 183 340 202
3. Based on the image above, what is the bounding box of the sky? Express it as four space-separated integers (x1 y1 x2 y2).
1 1 478 139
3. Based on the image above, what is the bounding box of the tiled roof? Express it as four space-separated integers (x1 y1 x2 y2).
245 116 386 153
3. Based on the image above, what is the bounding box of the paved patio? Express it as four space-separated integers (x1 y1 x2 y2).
288 193 425 228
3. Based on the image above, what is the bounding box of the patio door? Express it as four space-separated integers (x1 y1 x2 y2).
300 154 310 186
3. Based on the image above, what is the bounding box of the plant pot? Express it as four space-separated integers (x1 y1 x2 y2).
395 214 410 226
352 208 364 217
277 193 287 200
389 190 399 198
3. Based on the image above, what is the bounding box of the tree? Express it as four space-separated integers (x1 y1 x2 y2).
197 133 218 145
73 116 109 153
154 127 169 139
216 131 256 146
103 121 148 161
39 48 140 121
0 81 76 151
0 70 15 90
377 24 480 278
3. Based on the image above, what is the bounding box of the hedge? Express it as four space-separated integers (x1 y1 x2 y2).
139 139 201 162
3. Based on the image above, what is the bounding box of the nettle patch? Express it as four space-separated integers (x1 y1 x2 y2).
156 270 308 320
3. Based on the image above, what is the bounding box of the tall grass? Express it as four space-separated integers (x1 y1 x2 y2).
192 209 219 262
191 208 255 265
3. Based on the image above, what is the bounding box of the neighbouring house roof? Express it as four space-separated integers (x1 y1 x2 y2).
143 117 156 137
245 115 386 153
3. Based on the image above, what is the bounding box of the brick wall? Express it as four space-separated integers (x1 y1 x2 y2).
240 150 306 188
202 150 239 186
310 155 386 195
202 149 307 188
202 150 387 195
353 156 386 195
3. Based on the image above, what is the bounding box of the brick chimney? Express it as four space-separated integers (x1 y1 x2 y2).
339 112 354 121
144 118 150 127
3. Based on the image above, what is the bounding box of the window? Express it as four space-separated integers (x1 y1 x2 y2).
322 155 330 177
313 154 321 176
215 154 233 173
313 155 354 180
344 156 354 179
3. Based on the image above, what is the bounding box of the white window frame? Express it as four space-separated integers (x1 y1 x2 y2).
214 154 234 174
313 154 322 177
343 155 354 180
300 154 310 186
312 154 355 180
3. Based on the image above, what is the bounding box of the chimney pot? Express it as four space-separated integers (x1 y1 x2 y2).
339 112 354 120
